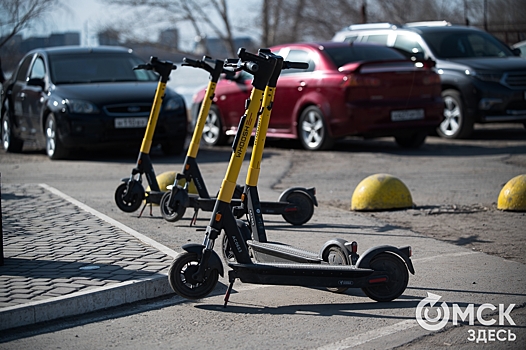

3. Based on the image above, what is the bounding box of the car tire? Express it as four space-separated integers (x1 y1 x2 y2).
161 137 186 155
437 89 473 139
202 105 227 147
298 106 334 151
2 108 24 153
394 132 427 148
45 114 69 160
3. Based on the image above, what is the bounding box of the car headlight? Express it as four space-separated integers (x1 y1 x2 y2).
163 96 183 111
65 99 99 114
468 70 503 83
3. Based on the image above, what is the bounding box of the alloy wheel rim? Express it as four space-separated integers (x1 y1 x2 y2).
203 111 220 144
2 118 9 150
301 110 323 148
46 118 56 156
440 96 461 136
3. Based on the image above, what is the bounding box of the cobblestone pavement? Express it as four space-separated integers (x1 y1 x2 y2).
0 183 177 331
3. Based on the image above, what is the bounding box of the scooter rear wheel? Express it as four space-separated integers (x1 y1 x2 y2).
160 190 187 222
362 252 409 302
168 252 219 300
115 182 144 213
281 191 314 226
326 247 349 293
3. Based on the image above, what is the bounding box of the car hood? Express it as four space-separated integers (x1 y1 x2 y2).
437 57 526 72
51 81 173 105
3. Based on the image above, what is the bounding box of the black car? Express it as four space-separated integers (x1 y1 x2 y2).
1 46 187 159
333 22 526 139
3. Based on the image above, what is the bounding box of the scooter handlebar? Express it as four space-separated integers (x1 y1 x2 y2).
133 57 176 71
223 59 259 74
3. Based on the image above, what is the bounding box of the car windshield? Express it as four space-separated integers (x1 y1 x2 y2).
421 30 514 59
48 52 158 84
323 45 405 68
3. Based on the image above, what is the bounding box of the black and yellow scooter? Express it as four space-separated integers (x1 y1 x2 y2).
167 48 414 305
159 56 317 226
114 57 177 215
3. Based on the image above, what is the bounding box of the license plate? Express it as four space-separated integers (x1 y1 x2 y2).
114 117 148 128
391 109 425 122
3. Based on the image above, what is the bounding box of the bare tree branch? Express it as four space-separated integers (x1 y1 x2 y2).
0 0 60 48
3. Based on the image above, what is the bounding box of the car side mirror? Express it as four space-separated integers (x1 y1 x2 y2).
511 48 521 57
411 52 426 61
27 77 45 90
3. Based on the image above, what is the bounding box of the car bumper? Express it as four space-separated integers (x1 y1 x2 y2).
56 111 188 149
461 80 526 123
332 98 444 138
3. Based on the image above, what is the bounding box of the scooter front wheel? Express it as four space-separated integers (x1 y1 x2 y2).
115 182 144 212
168 252 218 300
281 191 314 226
362 252 409 302
160 190 187 222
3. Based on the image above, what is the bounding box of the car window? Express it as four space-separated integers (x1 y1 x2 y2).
30 57 46 79
421 30 514 59
48 53 158 84
343 35 359 43
323 45 405 67
363 34 388 45
15 55 33 82
393 34 424 57
281 49 315 74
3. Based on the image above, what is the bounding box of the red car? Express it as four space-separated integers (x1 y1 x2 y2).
192 42 443 150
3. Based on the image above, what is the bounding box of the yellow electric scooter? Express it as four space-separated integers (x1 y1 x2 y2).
114 56 177 214
168 48 414 305
160 56 317 226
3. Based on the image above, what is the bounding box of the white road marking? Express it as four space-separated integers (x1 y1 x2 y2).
315 319 419 350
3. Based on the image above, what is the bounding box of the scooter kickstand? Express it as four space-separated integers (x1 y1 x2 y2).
138 202 147 218
223 272 237 308
190 208 199 227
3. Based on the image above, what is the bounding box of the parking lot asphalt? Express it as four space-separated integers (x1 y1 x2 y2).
0 183 177 331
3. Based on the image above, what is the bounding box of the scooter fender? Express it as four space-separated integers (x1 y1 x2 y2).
319 238 351 264
278 187 318 207
181 243 224 277
356 245 415 275
120 179 145 195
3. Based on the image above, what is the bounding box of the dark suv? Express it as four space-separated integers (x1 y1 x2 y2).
333 22 526 139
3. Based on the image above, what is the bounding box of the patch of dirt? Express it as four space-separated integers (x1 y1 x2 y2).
325 199 526 265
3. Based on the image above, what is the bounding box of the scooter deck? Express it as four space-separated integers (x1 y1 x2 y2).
227 262 380 288
187 194 289 213
247 240 322 263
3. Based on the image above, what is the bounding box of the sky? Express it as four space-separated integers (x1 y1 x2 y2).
24 0 260 51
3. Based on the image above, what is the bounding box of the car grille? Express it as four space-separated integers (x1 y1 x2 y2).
104 103 152 116
503 72 526 89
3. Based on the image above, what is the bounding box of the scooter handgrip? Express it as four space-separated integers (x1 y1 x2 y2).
182 57 199 67
133 63 150 70
244 61 259 73
283 61 309 70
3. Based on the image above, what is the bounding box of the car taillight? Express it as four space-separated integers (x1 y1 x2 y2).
342 74 381 87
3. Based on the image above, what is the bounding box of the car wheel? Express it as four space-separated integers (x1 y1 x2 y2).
45 114 69 160
2 108 24 153
202 105 227 146
298 106 334 151
161 137 186 155
394 132 427 148
437 89 473 139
